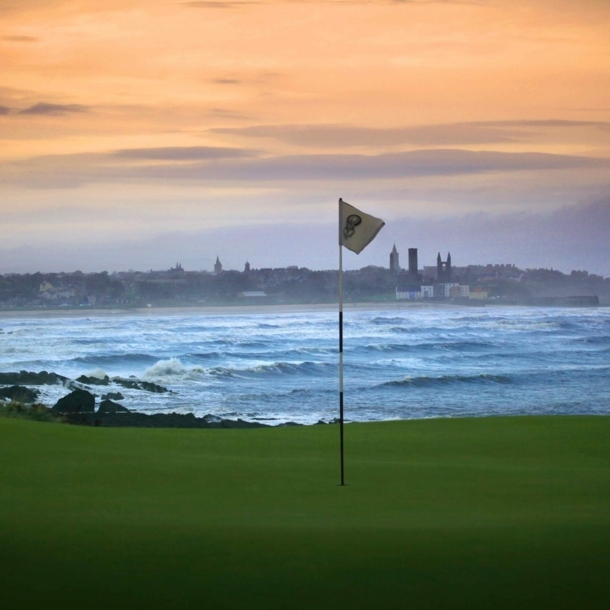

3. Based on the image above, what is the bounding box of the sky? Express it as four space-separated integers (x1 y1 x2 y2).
1 0 609 274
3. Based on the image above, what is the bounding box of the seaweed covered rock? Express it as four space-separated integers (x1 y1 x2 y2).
52 389 96 414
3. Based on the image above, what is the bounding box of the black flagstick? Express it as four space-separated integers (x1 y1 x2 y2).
339 198 345 486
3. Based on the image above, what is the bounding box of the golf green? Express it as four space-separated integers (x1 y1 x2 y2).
1 416 609 609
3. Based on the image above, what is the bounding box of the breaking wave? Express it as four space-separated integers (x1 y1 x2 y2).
144 358 204 379
205 360 333 378
378 373 513 389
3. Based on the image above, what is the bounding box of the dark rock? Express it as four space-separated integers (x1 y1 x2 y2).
139 381 168 394
0 385 40 403
52 389 96 414
277 421 302 427
77 375 109 386
101 392 124 401
111 377 141 390
97 399 130 414
0 370 68 386
65 409 270 429
110 377 169 393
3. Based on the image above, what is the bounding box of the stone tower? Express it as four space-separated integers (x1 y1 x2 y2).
389 244 400 272
214 256 222 274
408 248 418 277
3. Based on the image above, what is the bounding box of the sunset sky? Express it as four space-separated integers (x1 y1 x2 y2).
1 0 609 273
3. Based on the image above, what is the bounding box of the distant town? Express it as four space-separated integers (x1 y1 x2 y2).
0 245 608 310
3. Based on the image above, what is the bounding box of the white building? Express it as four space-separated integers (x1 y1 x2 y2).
396 288 420 300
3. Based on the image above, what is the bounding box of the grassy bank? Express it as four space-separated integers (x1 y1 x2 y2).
1 416 609 609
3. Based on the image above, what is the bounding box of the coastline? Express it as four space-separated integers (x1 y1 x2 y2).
0 300 452 319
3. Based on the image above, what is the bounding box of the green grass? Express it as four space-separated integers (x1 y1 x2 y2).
1 416 609 609
0 400 61 423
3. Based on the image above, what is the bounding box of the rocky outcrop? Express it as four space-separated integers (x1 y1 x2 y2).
76 374 109 386
101 391 124 401
0 371 68 386
52 389 96 414
111 377 169 393
0 385 40 403
139 381 168 393
66 406 270 429
97 399 130 414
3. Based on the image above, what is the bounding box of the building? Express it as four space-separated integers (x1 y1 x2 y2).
437 252 452 282
396 287 420 300
421 285 434 298
389 244 400 272
214 256 222 274
408 248 419 279
469 288 488 300
449 285 470 298
244 261 251 273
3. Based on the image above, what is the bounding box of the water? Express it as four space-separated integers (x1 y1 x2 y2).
1 306 609 424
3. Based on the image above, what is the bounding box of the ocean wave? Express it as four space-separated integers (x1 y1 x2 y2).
378 373 513 389
184 351 224 361
86 368 108 380
144 358 205 379
362 340 494 353
573 335 610 345
206 360 332 378
70 353 159 365
371 317 409 325
207 338 270 348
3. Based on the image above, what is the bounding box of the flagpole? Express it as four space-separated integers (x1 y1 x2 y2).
337 196 383 487
339 199 345 486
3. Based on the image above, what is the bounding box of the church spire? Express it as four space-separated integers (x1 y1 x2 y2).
389 244 400 272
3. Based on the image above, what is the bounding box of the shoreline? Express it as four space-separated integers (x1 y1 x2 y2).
0 301 455 319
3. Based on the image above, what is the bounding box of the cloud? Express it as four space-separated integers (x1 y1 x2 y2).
18 102 89 116
1 35 39 42
212 78 241 85
2 148 608 189
135 149 607 183
0 105 10 115
182 1 259 8
113 146 258 161
213 120 610 148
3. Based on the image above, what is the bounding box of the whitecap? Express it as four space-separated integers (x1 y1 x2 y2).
143 358 204 379
87 367 108 379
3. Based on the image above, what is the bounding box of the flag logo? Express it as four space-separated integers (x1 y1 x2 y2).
339 198 385 254
343 214 362 240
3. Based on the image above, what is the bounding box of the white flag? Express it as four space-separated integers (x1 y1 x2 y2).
339 198 385 254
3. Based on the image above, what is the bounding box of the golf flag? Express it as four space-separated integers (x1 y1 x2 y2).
339 198 385 254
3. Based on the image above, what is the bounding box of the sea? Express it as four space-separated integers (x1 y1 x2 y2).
1 305 609 425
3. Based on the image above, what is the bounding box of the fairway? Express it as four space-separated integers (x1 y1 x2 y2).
1 417 609 609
